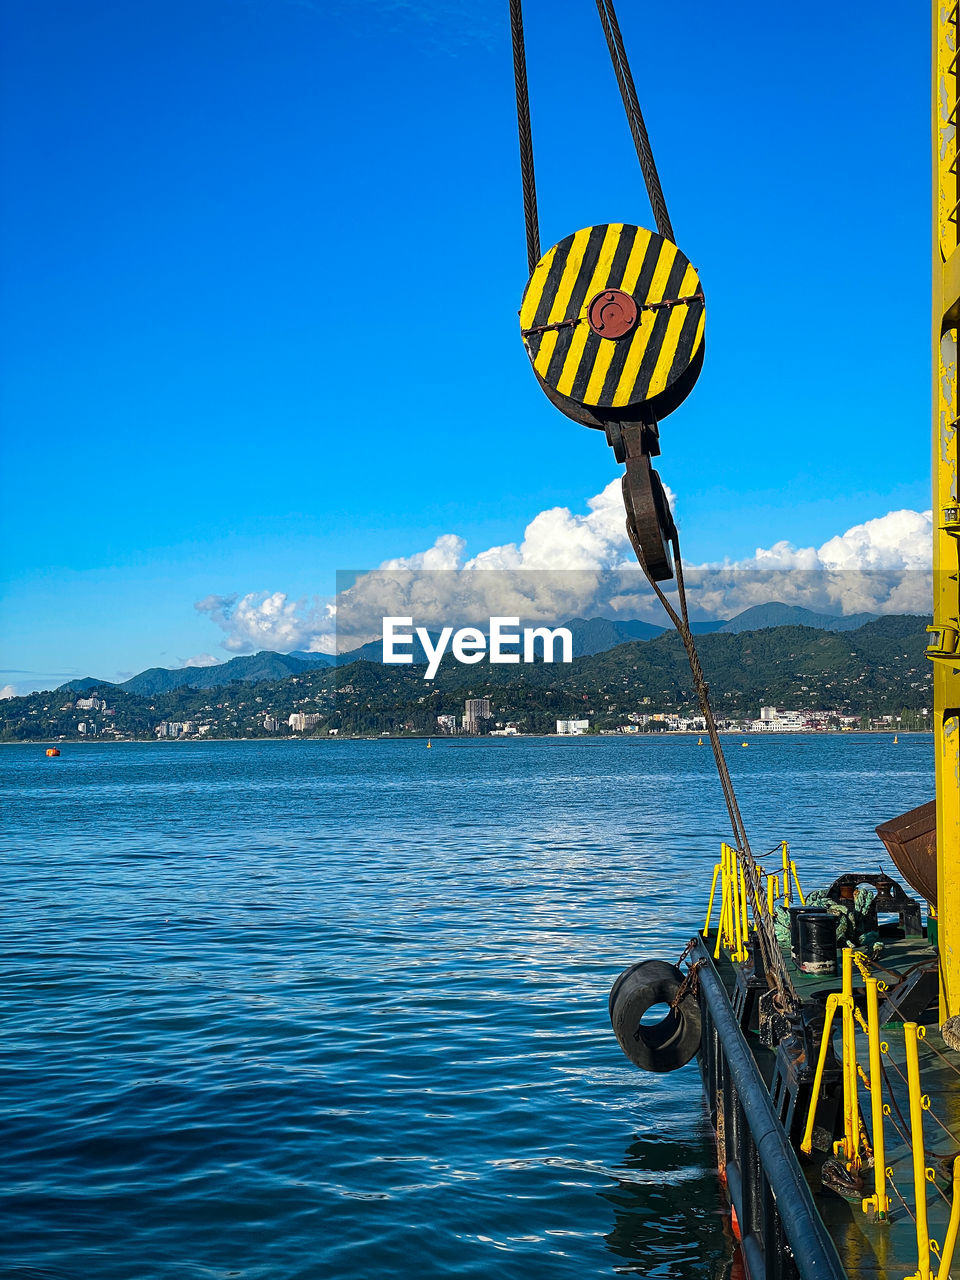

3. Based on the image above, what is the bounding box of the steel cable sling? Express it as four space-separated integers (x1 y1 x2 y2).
508 0 541 274
507 0 796 1010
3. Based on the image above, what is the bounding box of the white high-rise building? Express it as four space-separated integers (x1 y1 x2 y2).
557 718 589 735
463 698 492 733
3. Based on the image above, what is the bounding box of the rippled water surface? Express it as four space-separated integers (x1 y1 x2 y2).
2 735 933 1279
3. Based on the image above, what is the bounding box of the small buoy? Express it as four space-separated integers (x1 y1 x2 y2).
45 747 60 757
741 741 749 747
427 740 432 748
893 735 899 744
697 736 703 745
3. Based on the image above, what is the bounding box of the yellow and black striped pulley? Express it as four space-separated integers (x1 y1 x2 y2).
518 223 705 428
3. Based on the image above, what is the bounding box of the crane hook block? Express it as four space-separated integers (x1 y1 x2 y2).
518 223 705 429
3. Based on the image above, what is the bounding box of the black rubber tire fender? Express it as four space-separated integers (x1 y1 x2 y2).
609 959 702 1073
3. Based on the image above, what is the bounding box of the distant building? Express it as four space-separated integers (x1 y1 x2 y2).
76 697 105 711
263 716 279 732
557 718 590 735
463 698 492 734
288 712 321 733
436 714 458 734
77 722 87 735
752 707 807 732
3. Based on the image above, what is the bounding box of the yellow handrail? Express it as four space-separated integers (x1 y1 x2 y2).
861 976 890 1219
904 1021 933 1280
839 948 861 1171
801 949 861 1168
801 989 841 1155
703 860 721 933
781 841 791 908
936 1156 960 1280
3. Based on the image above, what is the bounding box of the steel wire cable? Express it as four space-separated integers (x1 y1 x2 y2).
879 1109 951 1213
887 1171 917 1222
509 0 675 275
925 1105 960 1152
625 519 796 1007
594 0 675 241
924 1036 960 1081
503 4 788 1001
881 1053 956 1175
508 0 540 273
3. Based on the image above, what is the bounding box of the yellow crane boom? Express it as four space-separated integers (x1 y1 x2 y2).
933 1 960 1018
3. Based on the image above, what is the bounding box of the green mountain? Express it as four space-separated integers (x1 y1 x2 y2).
5 614 932 743
287 650 335 667
717 603 878 633
120 651 321 695
59 676 115 692
52 604 891 699
59 650 333 697
560 616 663 654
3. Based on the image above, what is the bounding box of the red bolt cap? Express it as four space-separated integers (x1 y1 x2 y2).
587 288 638 339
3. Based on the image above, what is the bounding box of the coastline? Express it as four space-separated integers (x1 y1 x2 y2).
2 729 933 747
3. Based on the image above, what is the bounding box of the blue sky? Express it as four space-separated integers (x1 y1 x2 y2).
0 0 930 690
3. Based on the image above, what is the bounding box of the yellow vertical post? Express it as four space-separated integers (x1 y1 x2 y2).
838 948 861 1171
790 861 806 906
767 874 776 916
737 849 752 962
738 858 749 942
801 992 840 1155
782 841 791 908
860 977 890 1219
703 861 721 933
904 1021 932 1280
936 1156 960 1280
726 844 734 945
715 843 731 959
933 0 960 1021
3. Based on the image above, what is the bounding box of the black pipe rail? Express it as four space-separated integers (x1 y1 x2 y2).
692 936 847 1280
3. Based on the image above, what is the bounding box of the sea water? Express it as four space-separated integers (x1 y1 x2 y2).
1 735 933 1279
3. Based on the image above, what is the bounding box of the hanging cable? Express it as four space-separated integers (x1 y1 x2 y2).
504 7 775 995
508 0 541 273
594 0 675 242
622 452 795 1007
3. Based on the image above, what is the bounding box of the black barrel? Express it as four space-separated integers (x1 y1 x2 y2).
788 905 807 959
797 909 838 976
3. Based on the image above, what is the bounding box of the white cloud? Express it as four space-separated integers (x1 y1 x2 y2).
379 533 467 572
463 478 637 571
731 509 933 575
194 592 337 655
181 653 220 669
0 685 16 700
685 509 934 619
194 487 934 654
